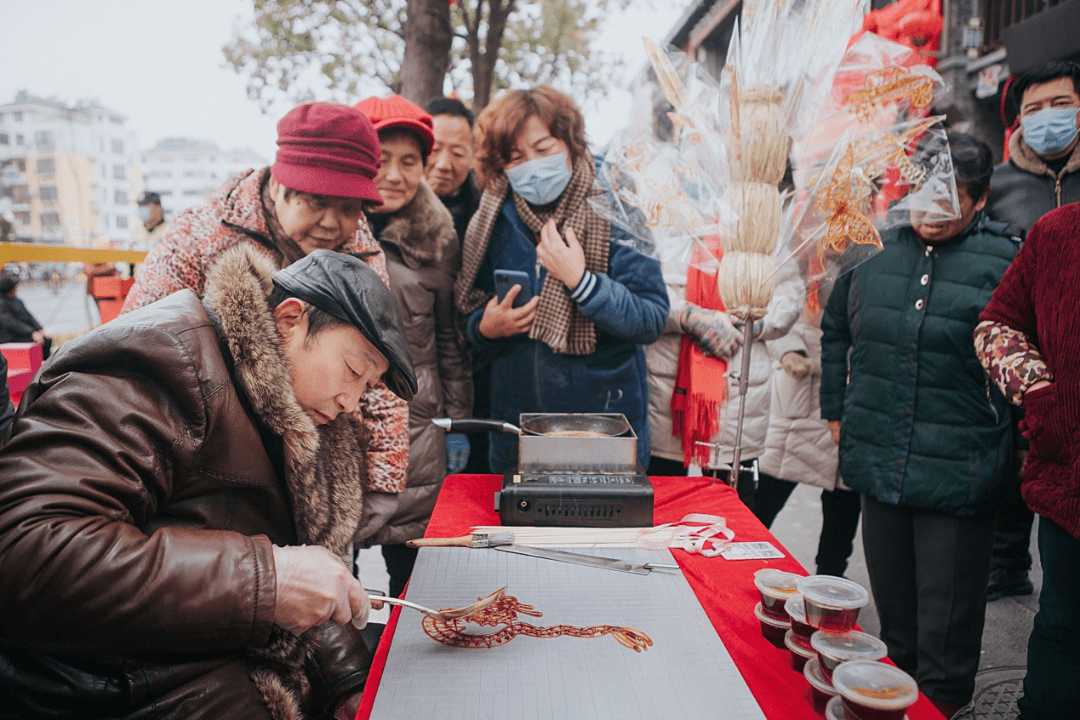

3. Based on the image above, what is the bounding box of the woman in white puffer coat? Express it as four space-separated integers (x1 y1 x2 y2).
755 320 861 577
645 251 801 512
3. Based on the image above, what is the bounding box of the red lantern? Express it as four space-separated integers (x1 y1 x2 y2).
899 11 944 47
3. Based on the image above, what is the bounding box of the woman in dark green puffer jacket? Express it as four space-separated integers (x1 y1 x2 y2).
820 134 1020 716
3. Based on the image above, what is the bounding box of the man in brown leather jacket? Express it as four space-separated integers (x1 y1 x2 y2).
0 247 416 720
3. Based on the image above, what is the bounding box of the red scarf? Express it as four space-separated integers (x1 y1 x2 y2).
670 236 727 466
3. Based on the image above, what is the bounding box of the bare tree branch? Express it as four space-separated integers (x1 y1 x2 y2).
225 0 635 112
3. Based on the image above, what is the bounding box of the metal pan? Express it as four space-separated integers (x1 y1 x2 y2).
432 413 630 438
519 414 630 437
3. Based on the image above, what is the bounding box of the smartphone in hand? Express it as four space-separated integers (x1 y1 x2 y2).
494 269 534 308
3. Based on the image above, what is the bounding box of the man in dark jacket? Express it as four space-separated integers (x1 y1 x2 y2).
983 60 1080 600
0 247 417 720
0 274 51 359
986 61 1080 231
976 201 1080 720
821 134 1019 716
423 96 490 474
424 96 481 245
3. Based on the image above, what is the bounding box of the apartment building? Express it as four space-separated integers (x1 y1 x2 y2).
141 138 268 216
0 92 140 246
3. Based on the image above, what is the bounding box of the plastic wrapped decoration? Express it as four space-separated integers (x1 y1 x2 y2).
720 0 870 148
641 38 729 176
713 0 867 322
590 131 729 261
793 32 947 215
589 42 734 263
782 115 959 319
835 33 942 122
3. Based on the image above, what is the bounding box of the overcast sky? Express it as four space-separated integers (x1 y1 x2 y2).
1 0 685 161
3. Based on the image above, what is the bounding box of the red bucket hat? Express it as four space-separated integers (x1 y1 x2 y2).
272 102 382 203
354 95 435 156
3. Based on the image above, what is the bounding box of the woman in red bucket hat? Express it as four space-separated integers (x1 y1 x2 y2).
353 94 472 598
121 102 412 556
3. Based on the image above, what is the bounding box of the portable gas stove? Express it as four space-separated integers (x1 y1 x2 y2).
433 413 654 528
498 414 652 527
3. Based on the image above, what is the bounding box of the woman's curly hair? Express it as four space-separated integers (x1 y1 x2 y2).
474 86 589 189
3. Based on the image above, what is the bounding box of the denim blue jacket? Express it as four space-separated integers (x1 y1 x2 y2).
466 199 668 471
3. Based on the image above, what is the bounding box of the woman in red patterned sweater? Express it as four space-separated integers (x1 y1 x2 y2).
123 102 410 543
975 201 1080 720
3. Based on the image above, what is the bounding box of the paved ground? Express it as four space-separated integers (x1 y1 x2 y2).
360 481 1041 719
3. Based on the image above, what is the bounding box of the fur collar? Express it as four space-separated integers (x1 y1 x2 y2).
374 179 458 269
202 244 367 720
1010 128 1080 177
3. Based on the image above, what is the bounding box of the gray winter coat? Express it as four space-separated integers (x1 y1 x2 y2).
985 128 1080 233
647 250 802 467
373 180 472 545
759 322 842 490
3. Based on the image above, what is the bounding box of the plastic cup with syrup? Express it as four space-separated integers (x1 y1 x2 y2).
754 568 802 621
811 630 888 683
754 601 790 647
805 656 838 713
825 695 860 720
832 660 919 720
785 629 817 672
797 575 870 633
786 595 816 650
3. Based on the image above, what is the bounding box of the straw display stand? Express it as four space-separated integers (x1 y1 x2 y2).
722 84 787 322
717 251 776 320
736 85 788 186
725 180 782 255
720 81 790 483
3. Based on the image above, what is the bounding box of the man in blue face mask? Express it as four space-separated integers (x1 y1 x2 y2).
986 61 1080 232
983 60 1080 605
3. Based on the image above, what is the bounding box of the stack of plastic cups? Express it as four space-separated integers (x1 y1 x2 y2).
795 576 871 708
811 631 888 685
788 575 868 675
827 661 919 720
797 576 870 633
753 569 801 648
807 630 889 713
795 576 919 719
787 595 831 706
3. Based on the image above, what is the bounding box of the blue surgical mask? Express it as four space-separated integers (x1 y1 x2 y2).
505 152 572 205
1021 107 1079 157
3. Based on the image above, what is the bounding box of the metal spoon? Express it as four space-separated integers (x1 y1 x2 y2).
367 586 506 621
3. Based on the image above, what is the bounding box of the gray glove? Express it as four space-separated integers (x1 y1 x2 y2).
679 303 742 359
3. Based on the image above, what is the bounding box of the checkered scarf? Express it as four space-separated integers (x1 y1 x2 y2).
455 156 610 355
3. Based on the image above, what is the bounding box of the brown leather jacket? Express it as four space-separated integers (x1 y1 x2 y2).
0 247 371 720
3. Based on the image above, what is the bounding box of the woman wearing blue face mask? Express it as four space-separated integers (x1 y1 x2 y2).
453 86 669 472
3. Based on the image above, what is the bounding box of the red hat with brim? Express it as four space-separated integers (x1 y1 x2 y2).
273 102 383 204
354 95 435 156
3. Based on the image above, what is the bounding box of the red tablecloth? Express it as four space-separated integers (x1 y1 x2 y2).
357 475 943 720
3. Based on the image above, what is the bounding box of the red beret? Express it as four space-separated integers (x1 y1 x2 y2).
354 95 435 155
272 102 382 203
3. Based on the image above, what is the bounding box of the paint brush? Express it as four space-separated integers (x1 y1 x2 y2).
406 530 515 549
